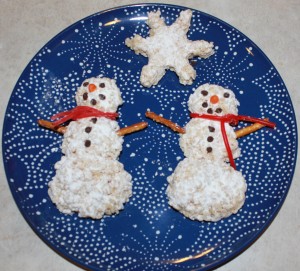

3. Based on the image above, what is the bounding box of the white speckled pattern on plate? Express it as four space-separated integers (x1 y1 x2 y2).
2 3 297 271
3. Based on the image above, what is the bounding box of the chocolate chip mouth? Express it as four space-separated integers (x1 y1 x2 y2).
207 108 213 114
99 94 106 100
202 102 208 108
83 92 88 100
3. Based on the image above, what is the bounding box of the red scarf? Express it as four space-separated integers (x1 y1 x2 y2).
51 106 118 127
190 113 276 169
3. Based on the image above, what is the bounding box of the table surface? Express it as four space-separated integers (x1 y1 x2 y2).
0 0 299 270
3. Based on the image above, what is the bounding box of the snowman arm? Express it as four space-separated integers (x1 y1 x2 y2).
146 111 269 137
38 115 268 138
117 122 148 136
37 119 67 134
145 111 186 134
235 118 269 138
38 119 148 136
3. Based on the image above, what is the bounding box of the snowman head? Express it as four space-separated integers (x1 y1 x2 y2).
75 77 123 112
188 84 240 115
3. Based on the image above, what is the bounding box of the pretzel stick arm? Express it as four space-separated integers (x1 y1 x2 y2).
38 113 268 139
145 111 185 134
38 119 148 136
37 119 67 134
235 118 269 138
116 122 148 136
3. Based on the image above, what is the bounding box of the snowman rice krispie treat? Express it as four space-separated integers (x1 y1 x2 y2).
179 84 241 162
46 77 133 219
125 9 214 87
160 83 275 222
167 84 247 222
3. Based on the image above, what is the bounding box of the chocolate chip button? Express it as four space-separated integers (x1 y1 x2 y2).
207 147 213 153
84 140 91 147
207 136 214 142
85 127 92 133
90 118 97 124
208 126 215 132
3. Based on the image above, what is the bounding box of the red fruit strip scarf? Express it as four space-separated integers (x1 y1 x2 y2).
51 106 118 127
190 113 276 169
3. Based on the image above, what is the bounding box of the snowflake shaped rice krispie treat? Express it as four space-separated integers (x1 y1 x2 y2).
125 9 214 87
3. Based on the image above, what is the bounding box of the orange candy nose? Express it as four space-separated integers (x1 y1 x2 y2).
88 84 97 92
210 95 219 104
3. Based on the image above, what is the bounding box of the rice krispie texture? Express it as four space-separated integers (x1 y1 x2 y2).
62 117 123 159
188 83 240 115
167 158 247 222
181 83 241 160
48 156 132 219
180 118 240 161
125 9 214 87
48 77 132 219
75 77 123 112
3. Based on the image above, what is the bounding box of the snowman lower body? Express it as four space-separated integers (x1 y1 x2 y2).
48 117 132 219
167 157 247 222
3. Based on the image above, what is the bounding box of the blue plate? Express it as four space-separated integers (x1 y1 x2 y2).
2 3 298 271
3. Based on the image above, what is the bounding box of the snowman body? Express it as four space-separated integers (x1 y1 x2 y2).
48 77 132 219
167 84 247 222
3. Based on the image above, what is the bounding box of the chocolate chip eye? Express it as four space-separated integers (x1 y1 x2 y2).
207 108 213 114
91 99 97 105
82 82 89 87
99 94 106 100
215 108 223 113
224 92 230 98
201 90 208 96
99 83 105 88
202 102 208 108
83 92 88 100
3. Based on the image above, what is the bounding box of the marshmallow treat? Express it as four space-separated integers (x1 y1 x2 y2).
125 9 214 87
167 84 247 222
167 158 247 222
180 84 241 161
48 77 132 219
